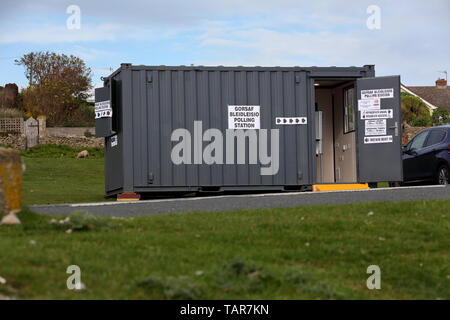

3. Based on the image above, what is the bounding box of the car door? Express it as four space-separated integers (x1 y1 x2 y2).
402 130 429 182
421 129 448 180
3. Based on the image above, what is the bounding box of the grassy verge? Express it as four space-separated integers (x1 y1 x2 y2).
21 144 104 159
0 200 449 299
22 157 106 205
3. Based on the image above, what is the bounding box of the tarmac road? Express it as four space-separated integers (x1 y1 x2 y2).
29 185 450 217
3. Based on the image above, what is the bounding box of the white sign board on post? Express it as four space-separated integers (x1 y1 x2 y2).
228 105 260 129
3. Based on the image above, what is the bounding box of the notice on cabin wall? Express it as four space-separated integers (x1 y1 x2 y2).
361 109 393 120
228 105 260 129
360 88 394 99
95 100 112 119
365 119 386 136
364 135 393 144
358 98 380 111
111 135 118 147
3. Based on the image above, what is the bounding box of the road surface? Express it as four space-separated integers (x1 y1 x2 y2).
29 185 450 217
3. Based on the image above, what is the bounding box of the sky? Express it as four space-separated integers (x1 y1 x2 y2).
0 0 449 89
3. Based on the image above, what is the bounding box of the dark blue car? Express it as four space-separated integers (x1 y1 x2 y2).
402 125 450 185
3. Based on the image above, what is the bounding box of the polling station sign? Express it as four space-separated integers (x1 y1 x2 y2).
360 88 394 99
228 105 260 129
95 100 112 119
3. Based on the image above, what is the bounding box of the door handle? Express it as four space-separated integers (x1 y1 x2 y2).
389 121 398 136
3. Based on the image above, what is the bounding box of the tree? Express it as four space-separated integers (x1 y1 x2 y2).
432 106 450 126
401 92 432 127
15 52 92 126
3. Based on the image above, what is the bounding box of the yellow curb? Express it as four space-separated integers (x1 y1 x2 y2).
313 183 370 192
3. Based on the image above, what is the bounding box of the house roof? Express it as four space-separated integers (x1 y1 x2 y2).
401 84 437 111
403 84 450 111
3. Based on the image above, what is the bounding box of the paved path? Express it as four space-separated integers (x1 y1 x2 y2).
30 185 450 217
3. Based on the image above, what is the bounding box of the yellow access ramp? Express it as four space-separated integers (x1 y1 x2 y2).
312 183 370 192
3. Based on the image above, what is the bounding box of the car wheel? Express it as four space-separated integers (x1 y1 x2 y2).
436 165 449 185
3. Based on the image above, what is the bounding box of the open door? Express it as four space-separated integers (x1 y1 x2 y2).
356 76 403 183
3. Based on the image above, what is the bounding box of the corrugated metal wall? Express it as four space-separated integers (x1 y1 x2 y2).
128 68 313 188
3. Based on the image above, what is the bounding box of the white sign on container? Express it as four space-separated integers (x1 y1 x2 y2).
111 135 118 147
95 100 112 119
358 98 380 111
364 135 393 144
228 105 260 129
361 109 393 120
365 119 386 136
361 88 394 99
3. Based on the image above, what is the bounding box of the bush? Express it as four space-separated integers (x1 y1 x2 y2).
0 108 24 119
62 102 95 127
22 86 94 127
401 92 432 127
410 116 431 127
432 106 450 126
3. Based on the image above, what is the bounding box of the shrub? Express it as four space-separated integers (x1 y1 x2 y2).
0 108 24 119
401 92 432 127
63 102 95 127
411 116 432 127
432 106 450 126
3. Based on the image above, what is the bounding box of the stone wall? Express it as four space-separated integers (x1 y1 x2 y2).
0 134 103 150
46 127 95 137
402 124 428 144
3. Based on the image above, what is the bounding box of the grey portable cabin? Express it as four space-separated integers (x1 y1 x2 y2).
95 64 402 196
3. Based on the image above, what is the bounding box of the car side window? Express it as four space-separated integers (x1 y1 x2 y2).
409 131 429 151
424 130 446 147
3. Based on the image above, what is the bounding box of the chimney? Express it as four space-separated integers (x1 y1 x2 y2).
436 78 447 89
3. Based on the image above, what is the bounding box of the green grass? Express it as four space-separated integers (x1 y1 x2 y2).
12 150 450 299
21 144 104 159
22 157 106 205
0 200 449 299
